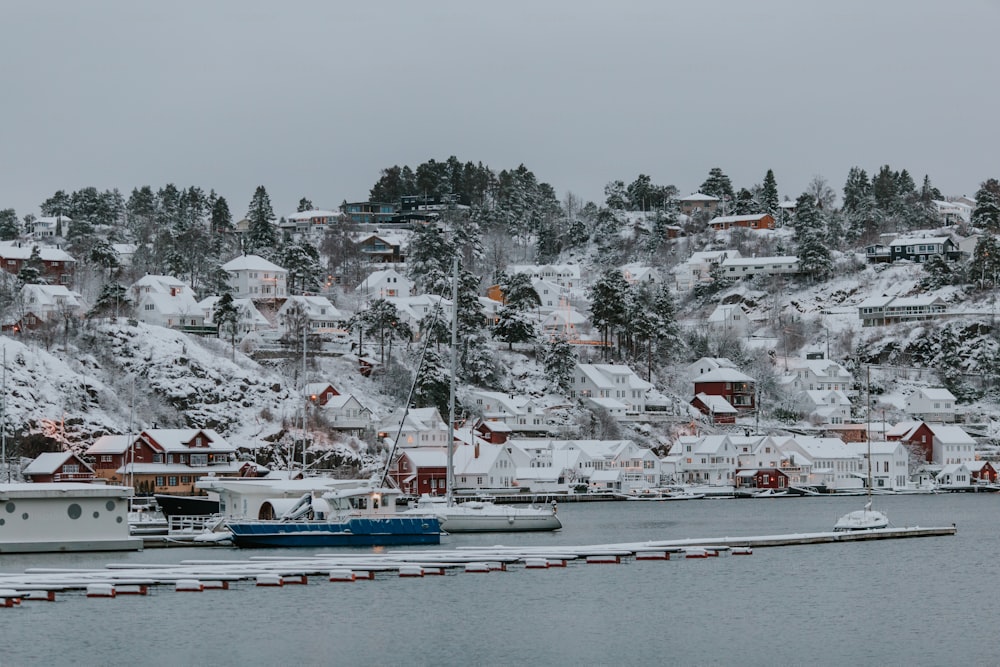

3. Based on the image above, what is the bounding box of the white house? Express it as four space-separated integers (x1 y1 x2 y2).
929 424 976 465
531 278 567 311
277 295 344 333
775 435 864 492
906 387 959 422
322 394 373 435
669 435 739 486
778 358 855 395
356 268 413 299
508 264 581 289
199 296 270 335
386 294 452 332
845 441 910 490
572 363 654 414
112 243 138 267
222 255 288 300
706 303 751 337
16 284 84 326
673 250 741 291
620 263 661 286
719 255 799 281
935 463 973 489
452 441 520 492
467 390 551 434
378 407 449 449
130 275 204 329
32 215 71 238
795 390 853 425
286 209 340 229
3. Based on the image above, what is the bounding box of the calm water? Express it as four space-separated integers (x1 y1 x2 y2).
0 494 994 667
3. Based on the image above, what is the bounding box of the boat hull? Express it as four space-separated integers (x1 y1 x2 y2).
227 516 441 547
155 494 220 517
439 513 562 533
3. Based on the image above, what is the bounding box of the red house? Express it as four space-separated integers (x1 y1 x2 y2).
305 382 340 406
388 448 448 497
708 213 775 231
691 393 737 424
473 419 513 445
22 451 96 483
969 461 997 484
0 243 76 285
693 368 756 411
886 421 934 463
735 468 788 490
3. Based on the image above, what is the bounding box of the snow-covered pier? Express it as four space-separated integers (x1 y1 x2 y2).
0 526 956 607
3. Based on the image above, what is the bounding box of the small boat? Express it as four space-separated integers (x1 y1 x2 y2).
405 494 562 532
225 485 441 548
155 493 220 518
616 489 704 501
834 500 890 532
752 489 791 498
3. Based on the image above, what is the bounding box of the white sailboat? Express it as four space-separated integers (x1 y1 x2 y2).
406 258 561 533
834 366 889 532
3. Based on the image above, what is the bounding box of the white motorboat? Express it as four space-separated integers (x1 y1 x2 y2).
406 494 561 533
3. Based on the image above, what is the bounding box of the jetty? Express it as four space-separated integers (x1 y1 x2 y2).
0 525 955 607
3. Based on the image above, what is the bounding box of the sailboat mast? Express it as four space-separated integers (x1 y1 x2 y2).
301 325 307 471
866 365 872 495
445 257 458 507
1 347 6 483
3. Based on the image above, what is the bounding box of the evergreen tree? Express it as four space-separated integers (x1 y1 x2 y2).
17 246 45 285
587 269 630 358
358 298 411 365
921 253 956 290
297 198 314 212
919 175 943 204
733 188 758 215
492 306 536 350
210 195 233 236
761 169 779 217
0 209 19 240
39 190 71 217
842 167 871 213
280 241 322 294
499 272 541 311
603 180 628 210
972 179 1000 230
794 194 832 281
406 225 456 294
245 185 277 255
214 292 241 359
540 336 577 394
88 282 128 320
896 169 916 195
699 167 734 200
89 239 120 275
412 347 451 418
969 234 1000 288
871 165 898 212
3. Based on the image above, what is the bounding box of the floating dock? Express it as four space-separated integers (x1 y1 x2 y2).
0 526 956 608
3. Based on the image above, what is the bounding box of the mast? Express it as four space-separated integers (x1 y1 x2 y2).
127 376 136 492
1 347 6 483
301 325 307 471
445 256 458 507
866 365 872 503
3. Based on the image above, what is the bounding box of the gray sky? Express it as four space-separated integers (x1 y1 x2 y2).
2 0 997 218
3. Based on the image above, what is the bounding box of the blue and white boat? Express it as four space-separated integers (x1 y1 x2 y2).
225 484 441 548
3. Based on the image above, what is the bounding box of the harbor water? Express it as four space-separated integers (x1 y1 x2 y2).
0 493 994 667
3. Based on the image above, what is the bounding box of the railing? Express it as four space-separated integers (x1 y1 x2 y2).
167 514 222 534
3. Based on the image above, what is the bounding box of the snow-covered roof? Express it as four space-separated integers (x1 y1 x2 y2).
86 434 134 455
679 193 720 202
709 214 772 224
23 451 93 475
287 209 340 220
141 428 234 453
577 364 654 390
0 241 75 262
918 387 957 401
928 424 974 444
693 393 737 414
694 368 755 383
721 256 798 267
222 254 287 273
888 236 952 247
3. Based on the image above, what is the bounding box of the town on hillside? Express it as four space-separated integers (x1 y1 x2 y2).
3 163 1000 497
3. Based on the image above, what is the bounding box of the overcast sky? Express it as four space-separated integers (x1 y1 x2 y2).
2 0 997 218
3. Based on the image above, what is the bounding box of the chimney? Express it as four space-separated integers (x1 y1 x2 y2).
474 442 480 459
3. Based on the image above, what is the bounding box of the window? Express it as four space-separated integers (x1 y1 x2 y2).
168 476 178 486
155 476 165 486
180 476 191 483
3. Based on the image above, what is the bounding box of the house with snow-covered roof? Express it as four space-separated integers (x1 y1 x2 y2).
4 284 84 332
356 268 412 299
706 303 751 337
687 357 739 380
0 241 76 284
508 264 581 289
31 215 71 239
906 387 959 423
774 435 863 492
708 213 775 231
286 209 340 228
387 446 447 497
321 394 374 436
669 435 738 486
795 390 853 425
23 451 96 483
673 249 740 291
933 200 973 225
451 440 521 493
844 441 910 490
86 428 241 495
719 255 799 281
858 294 947 327
377 406 449 449
277 295 344 334
778 357 855 395
385 294 451 332
619 263 661 286
222 254 287 300
467 390 551 435
678 192 721 216
693 368 755 412
572 363 654 415
353 232 407 264
691 393 738 424
888 235 961 263
199 295 270 335
130 275 205 329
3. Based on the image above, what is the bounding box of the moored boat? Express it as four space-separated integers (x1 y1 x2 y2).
405 494 562 532
226 484 441 547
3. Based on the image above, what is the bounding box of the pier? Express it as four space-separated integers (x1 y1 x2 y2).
0 525 955 608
